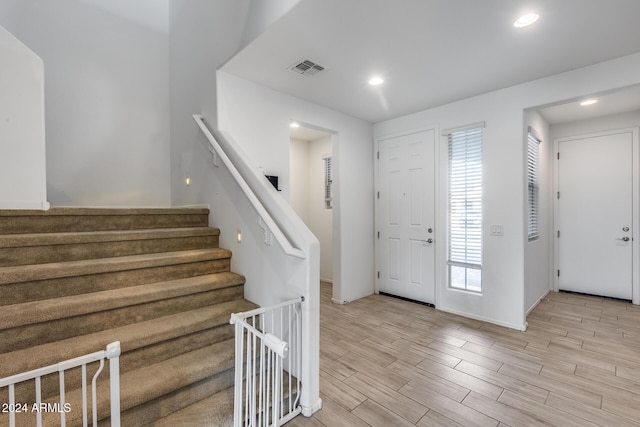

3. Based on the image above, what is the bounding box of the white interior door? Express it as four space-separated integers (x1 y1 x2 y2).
377 130 435 304
557 130 634 300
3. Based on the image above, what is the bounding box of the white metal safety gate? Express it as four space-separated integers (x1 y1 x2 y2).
0 341 121 427
230 298 302 427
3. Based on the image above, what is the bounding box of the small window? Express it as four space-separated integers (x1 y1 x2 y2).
527 128 541 241
324 157 333 209
447 125 483 292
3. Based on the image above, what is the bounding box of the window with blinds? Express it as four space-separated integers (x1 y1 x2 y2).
324 157 333 209
447 126 483 292
527 128 541 241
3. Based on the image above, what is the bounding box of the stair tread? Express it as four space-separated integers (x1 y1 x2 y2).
118 339 235 413
0 271 245 330
0 227 219 249
0 248 231 285
32 339 236 427
143 386 234 427
0 207 210 217
0 298 257 378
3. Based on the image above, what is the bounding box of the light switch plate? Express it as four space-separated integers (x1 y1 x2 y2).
490 225 503 236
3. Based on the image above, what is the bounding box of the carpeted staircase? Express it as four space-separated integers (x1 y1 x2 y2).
0 207 255 426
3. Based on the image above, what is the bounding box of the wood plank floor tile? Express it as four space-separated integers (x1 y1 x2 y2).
390 359 470 402
498 363 602 408
455 360 548 403
319 369 366 411
546 392 640 427
498 390 600 427
428 340 504 371
344 372 428 423
461 341 543 374
393 337 462 368
294 284 640 427
462 391 547 426
416 359 504 401
351 399 416 427
308 394 370 427
416 410 464 427
337 352 409 391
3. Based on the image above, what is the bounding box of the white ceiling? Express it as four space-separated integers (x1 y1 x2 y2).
537 85 640 124
290 125 330 142
222 0 640 124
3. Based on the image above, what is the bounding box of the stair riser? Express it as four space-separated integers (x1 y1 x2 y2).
4 368 235 427
113 370 235 427
0 285 243 353
3 324 236 404
0 236 219 267
0 259 231 306
0 213 209 234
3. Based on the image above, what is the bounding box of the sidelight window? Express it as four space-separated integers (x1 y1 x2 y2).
447 125 483 292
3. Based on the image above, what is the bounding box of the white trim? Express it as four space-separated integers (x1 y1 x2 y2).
441 121 486 136
0 200 50 210
194 115 305 259
301 398 323 417
438 305 527 331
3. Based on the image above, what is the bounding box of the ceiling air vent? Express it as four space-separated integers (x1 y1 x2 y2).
289 59 326 77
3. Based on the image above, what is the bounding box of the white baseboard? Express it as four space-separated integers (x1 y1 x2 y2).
439 306 527 331
0 200 50 210
301 398 323 417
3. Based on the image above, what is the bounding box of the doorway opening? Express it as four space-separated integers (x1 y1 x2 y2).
289 124 334 287
527 84 640 305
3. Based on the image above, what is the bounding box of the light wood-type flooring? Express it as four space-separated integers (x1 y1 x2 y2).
287 283 640 426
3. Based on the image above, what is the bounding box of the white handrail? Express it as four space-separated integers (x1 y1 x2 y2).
193 115 305 259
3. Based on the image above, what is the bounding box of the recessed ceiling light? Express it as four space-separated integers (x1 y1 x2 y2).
580 99 598 106
368 76 384 86
290 122 300 128
513 13 539 28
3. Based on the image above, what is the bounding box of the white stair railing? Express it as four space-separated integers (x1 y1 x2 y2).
0 341 121 427
230 298 303 427
193 115 321 417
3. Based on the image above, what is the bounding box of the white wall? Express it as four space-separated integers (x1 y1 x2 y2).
218 71 373 303
169 0 250 208
523 110 552 315
551 110 640 140
239 0 302 49
308 136 334 283
290 136 334 282
0 0 172 207
0 25 48 210
290 138 310 223
374 52 640 330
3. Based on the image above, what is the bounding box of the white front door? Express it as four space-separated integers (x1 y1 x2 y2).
377 130 435 304
556 129 636 300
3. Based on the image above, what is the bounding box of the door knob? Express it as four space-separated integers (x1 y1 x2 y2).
617 236 630 242
426 238 433 244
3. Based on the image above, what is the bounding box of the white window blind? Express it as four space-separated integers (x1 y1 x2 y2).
527 128 541 241
324 157 333 209
448 126 483 292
